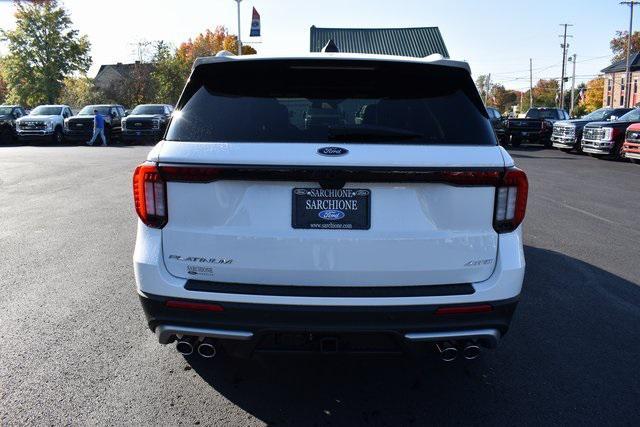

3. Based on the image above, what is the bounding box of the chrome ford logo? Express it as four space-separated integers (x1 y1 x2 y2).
318 210 345 220
318 146 348 156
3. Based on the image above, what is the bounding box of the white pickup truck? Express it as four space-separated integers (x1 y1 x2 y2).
15 104 73 144
133 52 528 362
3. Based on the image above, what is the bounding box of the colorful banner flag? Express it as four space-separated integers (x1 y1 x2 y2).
250 7 260 37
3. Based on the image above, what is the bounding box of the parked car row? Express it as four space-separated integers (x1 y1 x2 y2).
0 103 173 145
489 106 640 164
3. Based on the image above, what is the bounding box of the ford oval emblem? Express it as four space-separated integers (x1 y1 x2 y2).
318 209 345 221
318 146 348 156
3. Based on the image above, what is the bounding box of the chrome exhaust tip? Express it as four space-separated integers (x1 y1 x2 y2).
176 336 196 355
436 342 458 362
197 338 217 358
463 343 481 360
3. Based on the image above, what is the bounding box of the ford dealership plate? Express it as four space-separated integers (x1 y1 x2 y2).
292 188 370 230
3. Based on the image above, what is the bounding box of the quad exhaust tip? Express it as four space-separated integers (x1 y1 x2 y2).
463 343 481 360
436 342 458 362
176 336 196 356
436 341 481 362
197 338 217 358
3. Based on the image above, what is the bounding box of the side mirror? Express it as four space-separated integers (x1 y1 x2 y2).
124 110 130 117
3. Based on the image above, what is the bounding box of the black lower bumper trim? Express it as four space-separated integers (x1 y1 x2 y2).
184 280 474 297
139 293 519 353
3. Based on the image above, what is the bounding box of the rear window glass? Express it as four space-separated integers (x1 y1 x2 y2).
525 109 558 119
79 106 111 115
167 59 495 145
618 108 640 121
131 105 165 115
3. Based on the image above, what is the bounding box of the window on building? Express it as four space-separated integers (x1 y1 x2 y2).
608 79 612 91
607 95 611 106
621 95 625 106
622 78 625 91
634 79 637 94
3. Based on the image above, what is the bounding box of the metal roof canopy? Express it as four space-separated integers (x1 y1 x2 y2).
309 26 449 58
601 52 640 73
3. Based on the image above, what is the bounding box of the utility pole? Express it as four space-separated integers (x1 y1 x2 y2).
569 54 577 115
235 0 242 55
620 1 639 108
529 58 534 108
559 24 573 111
484 73 491 104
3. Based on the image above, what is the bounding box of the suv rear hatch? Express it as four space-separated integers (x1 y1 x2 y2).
153 57 508 287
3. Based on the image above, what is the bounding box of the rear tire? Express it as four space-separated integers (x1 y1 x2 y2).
543 139 553 148
510 138 521 147
630 158 639 164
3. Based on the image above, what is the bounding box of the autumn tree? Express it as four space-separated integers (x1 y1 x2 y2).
487 84 519 114
520 79 560 111
582 77 604 113
0 0 91 106
58 76 105 109
475 74 490 101
152 27 257 105
610 31 640 63
0 59 7 103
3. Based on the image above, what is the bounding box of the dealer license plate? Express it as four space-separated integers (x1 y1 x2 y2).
292 188 370 230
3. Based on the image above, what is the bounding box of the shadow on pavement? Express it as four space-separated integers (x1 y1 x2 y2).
185 246 640 425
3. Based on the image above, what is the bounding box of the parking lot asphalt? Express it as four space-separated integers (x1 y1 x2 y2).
0 143 639 425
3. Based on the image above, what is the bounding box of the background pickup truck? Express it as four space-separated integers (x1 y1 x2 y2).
506 108 570 147
551 107 632 153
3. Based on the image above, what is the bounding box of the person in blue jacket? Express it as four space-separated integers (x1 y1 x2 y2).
87 109 107 146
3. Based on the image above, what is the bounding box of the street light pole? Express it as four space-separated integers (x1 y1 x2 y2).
621 1 639 108
569 54 577 115
235 0 242 56
558 24 573 110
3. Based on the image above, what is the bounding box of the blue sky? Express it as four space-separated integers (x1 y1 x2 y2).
0 0 633 90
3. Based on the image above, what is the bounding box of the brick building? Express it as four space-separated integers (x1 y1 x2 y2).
601 53 640 108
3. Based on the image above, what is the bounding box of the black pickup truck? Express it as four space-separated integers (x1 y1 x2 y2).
0 105 28 143
121 104 173 144
551 107 632 153
64 104 126 144
506 107 569 147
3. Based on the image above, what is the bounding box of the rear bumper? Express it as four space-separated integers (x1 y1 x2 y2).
134 222 525 352
140 293 518 350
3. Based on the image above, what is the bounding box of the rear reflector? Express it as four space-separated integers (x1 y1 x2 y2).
165 300 225 312
133 163 168 228
435 304 493 315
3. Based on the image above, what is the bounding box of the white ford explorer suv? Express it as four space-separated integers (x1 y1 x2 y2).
133 52 528 362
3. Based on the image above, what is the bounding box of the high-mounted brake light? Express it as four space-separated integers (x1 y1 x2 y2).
133 163 167 228
493 168 528 233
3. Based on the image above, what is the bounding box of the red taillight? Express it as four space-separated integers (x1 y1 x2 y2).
165 300 224 312
435 304 493 315
493 167 528 233
133 163 167 228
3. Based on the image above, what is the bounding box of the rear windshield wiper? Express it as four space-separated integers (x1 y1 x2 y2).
327 125 425 142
